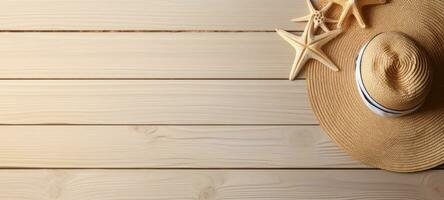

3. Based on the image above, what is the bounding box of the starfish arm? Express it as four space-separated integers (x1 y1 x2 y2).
362 0 386 5
311 29 342 47
289 50 309 80
319 23 330 32
305 19 317 44
320 1 334 12
305 0 316 12
313 22 321 32
309 48 339 72
352 5 367 28
329 0 343 5
276 29 304 48
336 3 353 28
291 15 311 23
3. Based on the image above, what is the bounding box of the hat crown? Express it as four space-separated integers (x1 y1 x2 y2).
361 32 432 112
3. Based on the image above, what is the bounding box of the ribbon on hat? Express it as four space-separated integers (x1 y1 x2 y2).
355 35 423 118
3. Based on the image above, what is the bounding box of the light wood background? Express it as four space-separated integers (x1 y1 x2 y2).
0 0 442 199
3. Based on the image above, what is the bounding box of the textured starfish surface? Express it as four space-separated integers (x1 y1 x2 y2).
276 20 342 80
292 0 337 32
331 0 386 28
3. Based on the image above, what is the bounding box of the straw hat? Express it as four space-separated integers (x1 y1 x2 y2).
299 0 444 172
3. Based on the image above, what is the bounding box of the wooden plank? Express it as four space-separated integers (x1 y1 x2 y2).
0 80 315 124
0 0 307 31
0 126 362 168
0 170 442 199
0 32 297 79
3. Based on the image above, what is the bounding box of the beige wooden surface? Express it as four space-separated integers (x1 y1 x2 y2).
0 170 442 200
0 33 296 79
0 80 315 124
0 0 306 31
0 0 441 199
0 126 362 168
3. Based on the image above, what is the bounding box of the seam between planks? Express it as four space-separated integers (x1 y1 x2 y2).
0 124 319 126
0 168 441 170
0 30 302 33
0 168 383 170
0 78 304 81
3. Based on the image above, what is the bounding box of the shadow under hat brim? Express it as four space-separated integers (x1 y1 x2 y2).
308 0 444 172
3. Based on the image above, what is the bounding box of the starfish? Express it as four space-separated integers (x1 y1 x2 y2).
292 0 338 32
276 20 342 80
331 0 386 28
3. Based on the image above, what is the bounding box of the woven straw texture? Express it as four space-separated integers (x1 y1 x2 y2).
361 32 432 111
308 0 444 172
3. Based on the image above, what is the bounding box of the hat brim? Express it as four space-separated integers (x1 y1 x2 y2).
307 0 444 172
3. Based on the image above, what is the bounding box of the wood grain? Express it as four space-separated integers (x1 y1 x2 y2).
0 170 442 200
0 32 298 79
0 0 440 198
0 0 307 31
0 126 362 168
0 80 315 124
